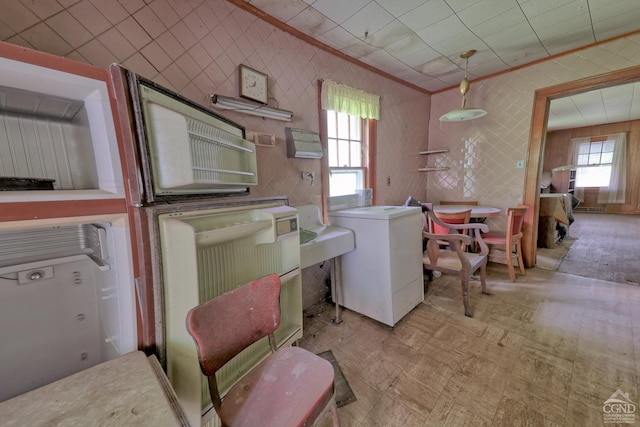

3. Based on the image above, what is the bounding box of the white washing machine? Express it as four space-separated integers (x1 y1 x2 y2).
328 206 424 327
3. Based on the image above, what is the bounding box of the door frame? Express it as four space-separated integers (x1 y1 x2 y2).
522 64 640 266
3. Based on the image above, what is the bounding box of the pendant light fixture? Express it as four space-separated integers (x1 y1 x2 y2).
439 49 487 122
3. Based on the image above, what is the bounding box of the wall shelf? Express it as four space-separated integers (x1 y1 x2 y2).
419 149 449 155
419 149 449 171
418 167 450 172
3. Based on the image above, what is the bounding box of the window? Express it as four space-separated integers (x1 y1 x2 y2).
575 138 615 187
326 110 367 196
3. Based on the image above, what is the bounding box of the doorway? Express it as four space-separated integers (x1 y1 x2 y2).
522 65 640 267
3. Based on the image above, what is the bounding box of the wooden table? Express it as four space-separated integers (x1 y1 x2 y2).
432 204 501 219
0 351 189 426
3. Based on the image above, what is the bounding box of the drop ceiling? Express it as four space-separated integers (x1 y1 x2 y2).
238 0 640 130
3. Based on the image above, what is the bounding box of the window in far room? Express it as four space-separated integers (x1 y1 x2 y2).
575 137 615 187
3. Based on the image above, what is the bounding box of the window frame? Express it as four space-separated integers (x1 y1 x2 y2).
575 136 615 188
326 110 366 197
318 81 376 220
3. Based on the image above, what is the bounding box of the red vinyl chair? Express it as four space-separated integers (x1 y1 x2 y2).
482 205 528 281
185 274 339 427
429 209 472 251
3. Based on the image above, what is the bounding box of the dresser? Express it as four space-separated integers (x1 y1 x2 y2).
551 168 576 194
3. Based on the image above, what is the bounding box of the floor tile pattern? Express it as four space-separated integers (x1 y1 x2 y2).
301 265 640 426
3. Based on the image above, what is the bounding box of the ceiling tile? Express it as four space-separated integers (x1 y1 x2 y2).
455 0 522 28
418 55 459 77
342 39 377 59
377 60 412 74
17 22 72 57
316 25 358 49
360 47 401 66
375 0 428 17
284 7 337 37
340 2 395 39
482 21 540 52
23 0 64 20
431 32 484 59
384 34 430 59
518 0 588 18
46 11 93 49
468 7 527 39
68 1 112 37
398 0 454 33
543 28 595 56
398 45 440 68
248 0 309 22
496 47 548 68
416 16 467 47
2 0 40 33
395 67 430 83
365 20 413 49
311 0 370 24
528 3 591 34
592 8 640 41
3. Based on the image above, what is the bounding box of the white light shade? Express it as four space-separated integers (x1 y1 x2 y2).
210 94 293 121
439 107 487 122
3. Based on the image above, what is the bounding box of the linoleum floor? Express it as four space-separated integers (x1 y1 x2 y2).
300 265 640 426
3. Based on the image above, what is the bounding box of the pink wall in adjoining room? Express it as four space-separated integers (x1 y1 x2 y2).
1 0 430 308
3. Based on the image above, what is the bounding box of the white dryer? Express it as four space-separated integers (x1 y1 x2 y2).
328 206 424 327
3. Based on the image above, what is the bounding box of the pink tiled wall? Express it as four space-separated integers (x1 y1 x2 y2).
1 0 429 308
429 34 640 233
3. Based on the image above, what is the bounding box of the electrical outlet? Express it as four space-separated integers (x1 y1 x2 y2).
386 176 391 186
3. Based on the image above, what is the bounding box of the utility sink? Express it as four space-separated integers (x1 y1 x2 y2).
296 204 355 269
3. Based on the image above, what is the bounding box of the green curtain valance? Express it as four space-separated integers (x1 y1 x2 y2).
321 79 380 120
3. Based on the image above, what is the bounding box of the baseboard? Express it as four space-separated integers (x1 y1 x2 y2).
574 207 605 213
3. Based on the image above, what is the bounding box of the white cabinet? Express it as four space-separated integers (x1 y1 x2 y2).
328 206 423 327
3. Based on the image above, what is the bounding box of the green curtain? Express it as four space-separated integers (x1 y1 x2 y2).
321 79 380 120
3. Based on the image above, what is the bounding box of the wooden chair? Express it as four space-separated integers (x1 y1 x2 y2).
482 204 529 282
439 200 479 206
429 209 472 251
422 207 490 317
185 274 339 427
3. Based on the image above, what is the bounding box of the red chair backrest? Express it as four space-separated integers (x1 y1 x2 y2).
507 205 528 237
432 209 471 235
185 274 282 376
